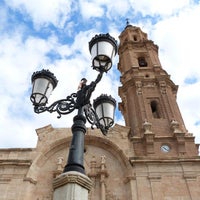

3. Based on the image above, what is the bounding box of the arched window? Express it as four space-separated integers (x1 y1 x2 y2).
133 35 138 41
138 57 148 67
150 100 160 118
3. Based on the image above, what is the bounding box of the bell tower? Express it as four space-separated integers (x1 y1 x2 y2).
118 24 199 157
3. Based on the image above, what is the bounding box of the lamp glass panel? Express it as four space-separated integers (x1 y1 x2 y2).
32 78 53 105
95 102 115 127
91 41 115 70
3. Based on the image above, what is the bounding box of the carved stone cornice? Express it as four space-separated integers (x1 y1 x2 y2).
119 40 147 53
145 40 159 52
157 75 178 94
53 171 92 191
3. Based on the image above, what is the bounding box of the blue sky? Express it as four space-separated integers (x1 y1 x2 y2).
0 0 200 148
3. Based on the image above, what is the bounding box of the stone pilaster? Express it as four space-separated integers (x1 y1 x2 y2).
143 120 155 154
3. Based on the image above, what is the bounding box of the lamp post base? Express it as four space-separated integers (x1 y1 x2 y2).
53 171 92 200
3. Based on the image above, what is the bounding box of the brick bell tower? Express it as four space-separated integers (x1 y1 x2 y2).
118 24 199 157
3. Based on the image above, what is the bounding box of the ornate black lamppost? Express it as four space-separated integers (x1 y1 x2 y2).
30 33 117 174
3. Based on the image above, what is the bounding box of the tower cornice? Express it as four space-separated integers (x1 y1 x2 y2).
118 39 158 55
119 67 178 95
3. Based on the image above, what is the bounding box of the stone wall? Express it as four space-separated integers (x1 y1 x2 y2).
0 124 200 200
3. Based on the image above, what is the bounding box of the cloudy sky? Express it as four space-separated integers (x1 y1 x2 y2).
0 0 200 148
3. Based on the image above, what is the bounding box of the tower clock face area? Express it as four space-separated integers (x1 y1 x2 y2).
160 144 171 153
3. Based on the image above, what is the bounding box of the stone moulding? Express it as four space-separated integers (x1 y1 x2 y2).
129 157 200 164
53 171 92 191
23 177 37 184
0 159 32 166
0 178 11 183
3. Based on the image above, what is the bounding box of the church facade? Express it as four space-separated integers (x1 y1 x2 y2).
1 25 200 200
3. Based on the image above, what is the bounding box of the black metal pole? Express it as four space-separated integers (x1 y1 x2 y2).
63 109 86 174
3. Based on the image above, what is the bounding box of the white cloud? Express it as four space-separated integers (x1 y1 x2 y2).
129 0 192 16
0 0 200 148
5 0 73 28
151 3 200 82
105 0 130 19
79 0 104 19
178 82 200 143
78 0 131 21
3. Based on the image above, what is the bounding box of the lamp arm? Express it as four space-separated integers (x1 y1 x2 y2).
33 93 77 118
76 71 104 108
33 71 104 118
94 70 103 85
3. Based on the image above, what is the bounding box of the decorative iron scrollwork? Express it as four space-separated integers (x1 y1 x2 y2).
83 104 98 129
34 93 77 118
83 104 108 135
